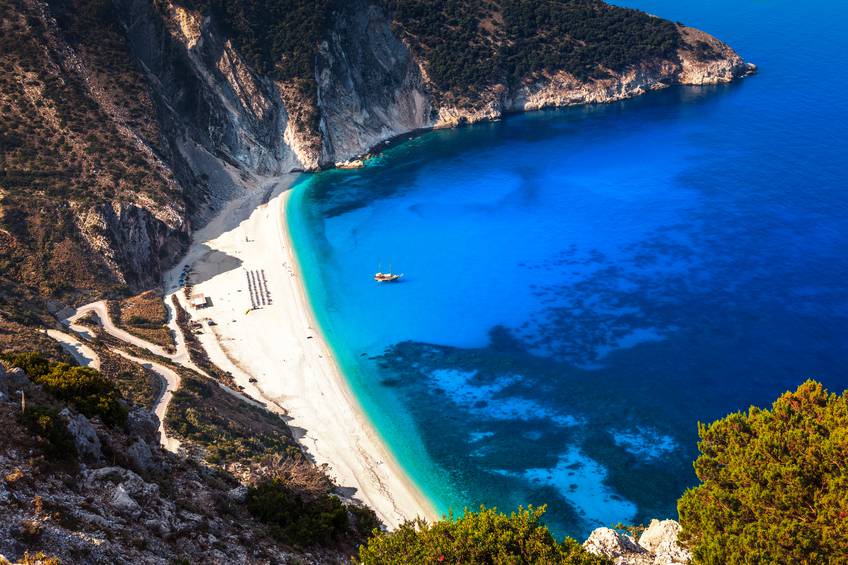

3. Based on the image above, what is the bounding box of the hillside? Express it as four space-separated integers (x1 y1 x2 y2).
0 0 754 337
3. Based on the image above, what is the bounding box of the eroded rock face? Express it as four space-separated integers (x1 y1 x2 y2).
584 520 691 565
677 27 756 85
316 0 433 166
59 408 102 461
74 201 187 291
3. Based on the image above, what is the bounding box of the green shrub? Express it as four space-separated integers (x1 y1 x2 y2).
246 478 350 547
678 380 848 563
2 351 51 378
4 352 127 427
357 506 609 564
21 405 77 460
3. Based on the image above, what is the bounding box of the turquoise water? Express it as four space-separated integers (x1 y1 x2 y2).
287 0 848 538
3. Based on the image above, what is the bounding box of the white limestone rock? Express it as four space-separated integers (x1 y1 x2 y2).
584 520 691 565
639 519 692 565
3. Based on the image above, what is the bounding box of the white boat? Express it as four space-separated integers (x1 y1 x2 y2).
374 271 403 282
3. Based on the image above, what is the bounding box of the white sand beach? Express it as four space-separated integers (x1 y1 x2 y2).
163 175 436 528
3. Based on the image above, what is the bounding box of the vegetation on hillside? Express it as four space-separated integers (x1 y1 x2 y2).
171 0 686 110
20 405 77 460
96 348 162 410
678 380 848 563
247 476 380 548
382 0 682 98
358 505 608 564
174 0 332 131
3 352 127 427
165 372 298 465
0 0 180 301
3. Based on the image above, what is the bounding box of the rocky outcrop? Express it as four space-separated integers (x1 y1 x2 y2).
126 406 161 444
74 201 188 291
0 386 341 564
432 25 755 130
677 26 755 85
584 519 692 565
316 0 433 167
58 408 102 461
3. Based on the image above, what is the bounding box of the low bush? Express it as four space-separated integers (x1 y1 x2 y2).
35 364 127 427
358 506 608 564
246 478 350 547
165 374 295 464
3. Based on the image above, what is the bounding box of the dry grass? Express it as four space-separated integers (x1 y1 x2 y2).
112 291 175 351
97 348 162 410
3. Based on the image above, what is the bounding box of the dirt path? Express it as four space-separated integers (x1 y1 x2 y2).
47 305 189 452
45 329 101 370
113 350 182 453
55 299 265 451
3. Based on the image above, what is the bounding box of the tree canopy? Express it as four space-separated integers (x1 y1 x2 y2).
357 506 609 564
678 380 848 563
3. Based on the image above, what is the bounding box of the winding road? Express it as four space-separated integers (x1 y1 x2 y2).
46 297 265 453
45 329 101 370
45 302 189 452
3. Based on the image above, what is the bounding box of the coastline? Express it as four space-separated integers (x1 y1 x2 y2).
162 174 437 528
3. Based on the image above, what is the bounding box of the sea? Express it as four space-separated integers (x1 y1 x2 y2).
286 0 848 539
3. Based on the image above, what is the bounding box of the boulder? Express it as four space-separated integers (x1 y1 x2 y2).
639 520 691 565
5 367 29 388
584 528 649 564
227 485 248 504
59 408 102 461
583 521 692 565
110 483 142 518
127 439 158 474
126 407 160 444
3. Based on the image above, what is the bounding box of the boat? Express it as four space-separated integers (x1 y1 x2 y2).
374 271 403 283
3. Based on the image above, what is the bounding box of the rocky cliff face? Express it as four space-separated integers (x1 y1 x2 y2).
139 0 755 174
124 0 753 174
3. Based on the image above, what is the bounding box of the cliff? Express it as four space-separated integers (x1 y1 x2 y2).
0 0 754 336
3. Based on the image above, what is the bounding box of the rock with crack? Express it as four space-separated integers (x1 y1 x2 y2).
584 528 650 564
127 438 160 475
110 483 143 518
59 408 102 461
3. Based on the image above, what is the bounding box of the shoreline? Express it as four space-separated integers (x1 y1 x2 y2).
162 174 437 528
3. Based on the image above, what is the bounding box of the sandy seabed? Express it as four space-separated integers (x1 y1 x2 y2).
163 174 436 528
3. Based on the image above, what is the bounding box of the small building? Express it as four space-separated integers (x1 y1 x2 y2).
190 294 208 309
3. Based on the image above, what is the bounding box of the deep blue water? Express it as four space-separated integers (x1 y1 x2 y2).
287 0 848 538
